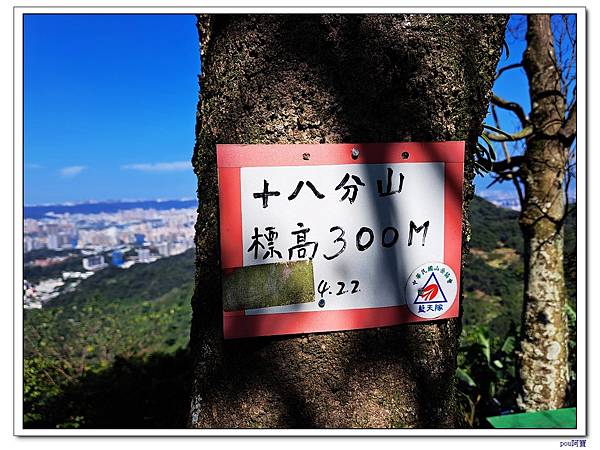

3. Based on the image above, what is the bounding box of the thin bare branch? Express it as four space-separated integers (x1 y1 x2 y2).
491 94 530 127
495 62 523 80
485 125 533 142
491 104 525 208
492 155 525 172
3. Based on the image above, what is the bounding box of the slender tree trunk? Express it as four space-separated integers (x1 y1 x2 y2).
189 14 506 428
517 14 570 411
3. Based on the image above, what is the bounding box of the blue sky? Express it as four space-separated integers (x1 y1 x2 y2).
478 14 577 203
474 15 531 203
24 14 199 204
24 14 574 205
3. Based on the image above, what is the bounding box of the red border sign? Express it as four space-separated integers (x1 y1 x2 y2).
217 142 464 339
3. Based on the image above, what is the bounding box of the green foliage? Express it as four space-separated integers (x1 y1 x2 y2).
23 199 576 429
52 249 196 307
24 250 85 285
25 248 81 263
565 303 577 405
564 207 577 302
457 196 577 428
23 250 195 428
26 349 192 429
457 305 577 428
456 325 518 427
23 356 64 425
462 253 523 338
469 196 523 252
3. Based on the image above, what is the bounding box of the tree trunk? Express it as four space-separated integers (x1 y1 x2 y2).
189 14 506 428
517 14 570 411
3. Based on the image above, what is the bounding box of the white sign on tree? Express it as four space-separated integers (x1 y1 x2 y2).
217 143 464 339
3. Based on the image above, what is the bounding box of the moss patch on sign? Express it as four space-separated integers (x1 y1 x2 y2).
222 260 314 311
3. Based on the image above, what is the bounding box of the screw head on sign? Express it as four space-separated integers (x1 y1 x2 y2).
318 299 325 308
351 147 360 159
303 153 311 160
401 151 410 160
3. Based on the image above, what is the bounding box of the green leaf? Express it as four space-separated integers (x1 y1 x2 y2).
480 134 496 161
476 331 491 363
501 335 515 354
507 365 516 378
493 359 503 369
565 303 577 321
456 367 477 387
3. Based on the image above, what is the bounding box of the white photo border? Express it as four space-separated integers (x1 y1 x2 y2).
12 2 588 438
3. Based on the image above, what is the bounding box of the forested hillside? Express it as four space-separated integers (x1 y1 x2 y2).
23 197 577 428
24 250 195 428
458 197 577 426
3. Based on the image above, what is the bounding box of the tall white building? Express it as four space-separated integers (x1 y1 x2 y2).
24 236 34 253
47 234 60 250
156 242 170 257
137 248 151 263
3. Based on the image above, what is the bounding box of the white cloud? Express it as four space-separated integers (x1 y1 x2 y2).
121 161 190 173
59 165 87 177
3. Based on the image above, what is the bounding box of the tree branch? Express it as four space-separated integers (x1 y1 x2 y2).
491 94 529 127
485 125 533 142
491 104 525 208
559 100 576 145
495 62 523 80
492 155 525 172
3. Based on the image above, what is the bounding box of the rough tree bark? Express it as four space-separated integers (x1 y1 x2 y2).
516 15 574 411
189 14 506 428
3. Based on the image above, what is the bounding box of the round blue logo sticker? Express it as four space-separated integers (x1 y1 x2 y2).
405 262 457 319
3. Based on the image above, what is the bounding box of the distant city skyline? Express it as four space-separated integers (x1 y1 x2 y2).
24 196 197 207
23 203 196 308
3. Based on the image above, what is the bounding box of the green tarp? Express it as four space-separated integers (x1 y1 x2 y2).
487 407 576 428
